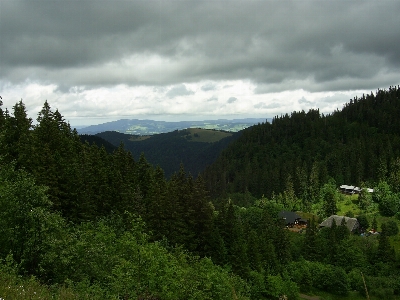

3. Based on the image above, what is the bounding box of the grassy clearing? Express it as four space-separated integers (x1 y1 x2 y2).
310 289 400 300
128 135 151 142
185 128 232 143
335 194 400 253
0 270 120 299
336 194 363 217
0 272 78 300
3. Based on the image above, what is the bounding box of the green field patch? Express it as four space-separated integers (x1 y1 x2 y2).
128 135 151 142
337 194 363 217
184 128 232 143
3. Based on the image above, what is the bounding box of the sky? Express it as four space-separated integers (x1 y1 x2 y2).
1 0 400 126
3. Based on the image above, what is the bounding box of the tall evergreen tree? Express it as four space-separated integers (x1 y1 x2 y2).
303 217 319 261
188 175 215 256
247 229 262 272
377 227 396 263
0 100 33 167
221 202 249 277
320 180 339 218
327 218 338 264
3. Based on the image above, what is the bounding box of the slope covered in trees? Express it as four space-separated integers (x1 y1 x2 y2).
0 100 250 299
96 128 242 177
1 88 400 299
79 134 118 153
203 86 400 203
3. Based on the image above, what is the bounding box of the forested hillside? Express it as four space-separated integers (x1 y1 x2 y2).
203 86 400 202
79 134 118 153
0 100 250 299
95 128 242 177
1 88 400 299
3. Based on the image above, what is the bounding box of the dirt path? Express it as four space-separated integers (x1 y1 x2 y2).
299 293 321 300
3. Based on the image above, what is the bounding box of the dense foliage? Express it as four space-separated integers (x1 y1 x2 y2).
95 129 241 177
203 86 400 202
0 100 248 299
1 87 400 299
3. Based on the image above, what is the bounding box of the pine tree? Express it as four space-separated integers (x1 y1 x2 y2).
308 161 320 203
110 144 142 215
145 165 169 241
358 184 372 211
389 157 400 193
188 175 214 256
165 164 191 247
372 215 378 231
377 227 396 263
221 202 249 277
320 180 339 218
257 206 279 273
328 218 338 264
336 217 350 242
0 100 33 167
303 217 319 261
247 229 262 272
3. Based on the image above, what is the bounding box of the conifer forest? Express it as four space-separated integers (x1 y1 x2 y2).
1 86 400 299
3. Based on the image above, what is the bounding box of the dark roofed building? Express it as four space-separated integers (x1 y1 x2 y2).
319 215 359 232
279 211 307 227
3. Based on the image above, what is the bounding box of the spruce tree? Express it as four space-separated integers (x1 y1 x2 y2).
303 217 319 261
188 175 214 256
145 165 169 241
247 229 262 272
377 226 396 263
222 202 249 277
0 100 33 167
372 215 378 231
328 218 338 264
336 217 350 242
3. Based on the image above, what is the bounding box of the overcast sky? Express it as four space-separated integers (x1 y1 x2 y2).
1 0 399 126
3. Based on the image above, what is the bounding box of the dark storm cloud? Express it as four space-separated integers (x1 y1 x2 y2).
1 0 400 91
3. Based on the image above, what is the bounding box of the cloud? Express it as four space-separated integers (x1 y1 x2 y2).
298 97 312 105
1 1 400 125
2 0 399 91
254 102 281 109
201 82 217 91
207 96 218 102
227 97 237 104
166 84 194 98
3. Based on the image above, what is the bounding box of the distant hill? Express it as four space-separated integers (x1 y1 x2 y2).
96 128 242 177
78 118 269 135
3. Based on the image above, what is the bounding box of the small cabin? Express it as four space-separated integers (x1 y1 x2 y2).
279 211 308 228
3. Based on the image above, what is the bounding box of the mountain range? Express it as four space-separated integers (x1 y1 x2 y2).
77 118 270 135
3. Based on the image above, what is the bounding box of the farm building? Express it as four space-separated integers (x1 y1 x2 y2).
319 215 360 232
339 185 373 194
279 211 308 227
